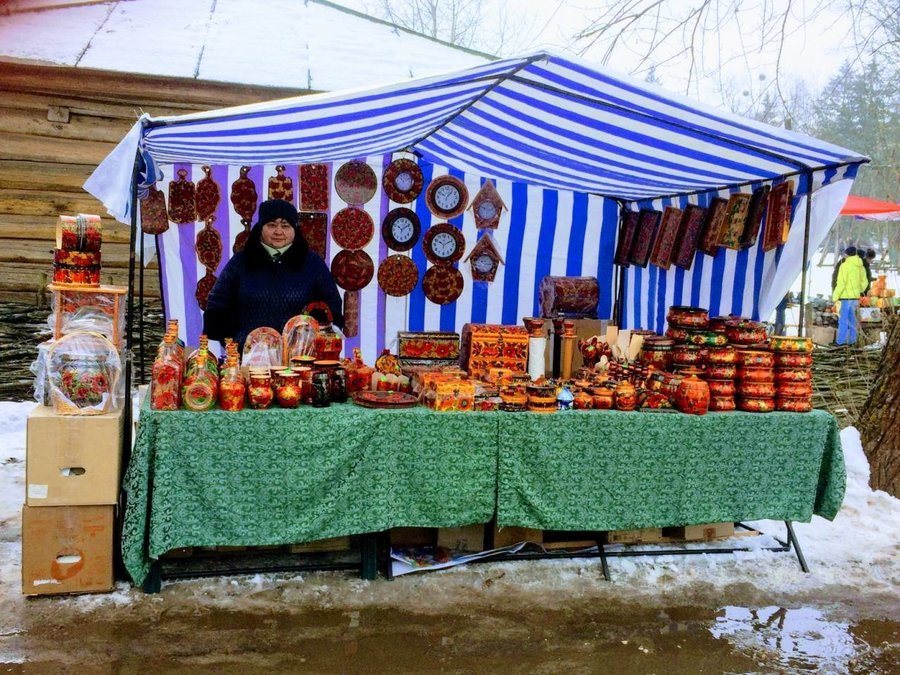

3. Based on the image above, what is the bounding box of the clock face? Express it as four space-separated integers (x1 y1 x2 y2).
394 171 414 192
382 208 420 252
422 223 465 265
477 201 498 220
391 216 415 244
425 176 468 218
473 254 495 273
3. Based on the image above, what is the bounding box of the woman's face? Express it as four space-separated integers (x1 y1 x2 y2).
261 218 296 248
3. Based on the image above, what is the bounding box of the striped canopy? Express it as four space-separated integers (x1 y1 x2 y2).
89 49 866 221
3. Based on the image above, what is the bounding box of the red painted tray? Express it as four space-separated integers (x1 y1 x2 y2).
352 390 418 409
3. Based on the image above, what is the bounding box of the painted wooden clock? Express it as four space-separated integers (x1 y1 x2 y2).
470 180 507 230
382 208 421 252
422 222 466 266
425 175 468 219
465 233 504 282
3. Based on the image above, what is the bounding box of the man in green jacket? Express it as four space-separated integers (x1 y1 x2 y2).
831 246 869 345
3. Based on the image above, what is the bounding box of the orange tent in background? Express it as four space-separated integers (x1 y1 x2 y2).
841 195 900 220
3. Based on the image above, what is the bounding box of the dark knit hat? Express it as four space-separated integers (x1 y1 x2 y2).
844 245 857 256
257 199 298 228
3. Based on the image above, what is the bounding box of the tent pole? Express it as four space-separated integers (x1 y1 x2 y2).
139 228 146 381
797 172 814 337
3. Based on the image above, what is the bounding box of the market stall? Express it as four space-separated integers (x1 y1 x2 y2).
74 50 867 590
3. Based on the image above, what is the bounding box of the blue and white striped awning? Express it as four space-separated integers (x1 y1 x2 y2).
88 49 866 222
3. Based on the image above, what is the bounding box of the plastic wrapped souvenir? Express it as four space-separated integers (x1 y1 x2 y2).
283 315 319 365
151 334 183 411
243 327 283 368
47 331 121 415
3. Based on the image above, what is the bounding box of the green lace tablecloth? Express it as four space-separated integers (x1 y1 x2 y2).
122 402 499 585
496 409 845 531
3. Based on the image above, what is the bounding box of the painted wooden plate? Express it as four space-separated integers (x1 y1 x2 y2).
352 390 418 409
334 160 377 205
422 265 464 305
382 158 424 204
331 207 374 250
330 249 375 291
377 254 419 297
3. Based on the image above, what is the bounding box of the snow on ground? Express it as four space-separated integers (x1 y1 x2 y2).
0 400 897 625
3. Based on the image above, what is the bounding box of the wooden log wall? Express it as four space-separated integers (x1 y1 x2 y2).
0 62 307 305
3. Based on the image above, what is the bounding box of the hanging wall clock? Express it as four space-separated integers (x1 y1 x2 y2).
382 208 421 252
425 175 468 219
377 254 419 296
331 207 374 250
422 265 464 305
470 180 507 230
383 158 424 204
422 222 465 266
330 249 374 291
334 160 377 205
465 233 504 282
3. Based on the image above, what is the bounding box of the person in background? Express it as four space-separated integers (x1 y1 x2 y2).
861 248 876 295
832 245 869 346
831 247 848 293
203 199 343 350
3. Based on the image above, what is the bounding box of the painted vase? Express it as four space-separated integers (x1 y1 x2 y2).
219 378 246 412
573 391 594 410
247 374 274 409
591 387 614 410
275 371 301 408
614 380 637 411
675 371 710 415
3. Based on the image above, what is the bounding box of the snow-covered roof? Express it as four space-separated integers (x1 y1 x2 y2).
0 0 493 91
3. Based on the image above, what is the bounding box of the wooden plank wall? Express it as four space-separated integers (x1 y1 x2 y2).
0 62 307 304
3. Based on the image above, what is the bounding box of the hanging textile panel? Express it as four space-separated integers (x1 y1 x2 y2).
155 155 619 365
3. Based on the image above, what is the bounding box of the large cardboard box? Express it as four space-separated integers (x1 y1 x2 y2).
21 504 114 595
437 524 485 552
26 404 124 506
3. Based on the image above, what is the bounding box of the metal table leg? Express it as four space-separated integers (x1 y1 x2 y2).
596 535 611 581
143 560 162 593
784 521 809 573
360 532 378 580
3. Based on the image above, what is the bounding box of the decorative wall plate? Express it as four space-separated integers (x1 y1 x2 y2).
382 158 424 203
335 160 377 204
331 207 374 250
299 212 328 259
377 254 419 296
300 164 329 211
422 222 465 266
330 249 375 291
382 208 421 252
230 166 258 222
352 390 418 409
425 175 468 219
195 165 221 221
422 265 464 305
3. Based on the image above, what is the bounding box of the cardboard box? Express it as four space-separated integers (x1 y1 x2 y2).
664 522 735 541
545 319 607 376
491 525 543 548
459 323 529 378
288 536 352 554
21 504 114 595
810 325 835 346
390 527 436 548
436 524 485 552
606 528 667 545
26 404 124 506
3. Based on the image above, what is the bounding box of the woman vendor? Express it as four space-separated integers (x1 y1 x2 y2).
203 199 343 349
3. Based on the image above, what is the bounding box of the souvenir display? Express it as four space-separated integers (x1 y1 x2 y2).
343 290 359 338
283 314 319 363
629 209 660 267
614 209 640 267
47 331 120 416
675 369 710 415
299 212 328 259
397 331 460 367
667 306 709 329
762 180 794 252
49 284 126 348
304 301 343 360
739 185 770 249
425 175 469 219
697 197 728 256
382 208 421 252
243 327 283 368
140 184 169 235
151 333 182 410
538 276 599 318
267 165 294 201
466 233 504 282
382 158 424 204
672 204 707 269
352 390 418 409
195 165 221 221
425 378 475 412
718 193 752 249
724 319 767 345
247 371 274 409
331 207 375 249
422 265 464 305
230 166 258 253
330 249 375 291
460 323 529 379
470 180 506 229
423 222 466 266
54 214 103 287
167 169 196 224
335 160 377 205
649 205 683 270
377 254 419 297
300 163 329 211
